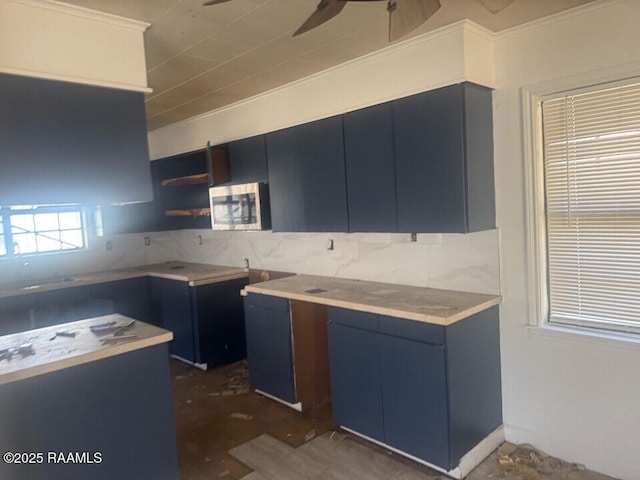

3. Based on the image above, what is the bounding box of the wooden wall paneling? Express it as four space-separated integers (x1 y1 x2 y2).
290 300 331 410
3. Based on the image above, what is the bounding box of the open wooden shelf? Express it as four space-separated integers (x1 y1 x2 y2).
160 173 208 187
164 208 211 217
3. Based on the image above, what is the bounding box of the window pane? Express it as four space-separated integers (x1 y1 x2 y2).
11 214 34 234
59 211 81 229
0 237 5 256
13 233 37 254
34 213 59 231
36 231 62 252
60 230 84 250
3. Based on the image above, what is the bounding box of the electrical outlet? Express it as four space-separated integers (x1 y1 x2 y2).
144 236 151 246
410 233 417 242
197 235 203 245
327 239 334 251
243 258 250 271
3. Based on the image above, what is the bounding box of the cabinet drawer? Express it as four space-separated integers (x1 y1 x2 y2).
378 315 444 345
328 307 378 331
245 293 289 313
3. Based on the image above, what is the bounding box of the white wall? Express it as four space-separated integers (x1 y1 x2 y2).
493 1 640 478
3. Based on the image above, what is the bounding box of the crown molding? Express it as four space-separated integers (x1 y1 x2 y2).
6 0 150 31
0 67 153 93
496 0 625 40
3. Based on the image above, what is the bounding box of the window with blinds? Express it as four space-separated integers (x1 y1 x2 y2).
541 81 640 333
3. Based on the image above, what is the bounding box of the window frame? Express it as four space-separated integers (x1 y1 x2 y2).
524 74 640 342
0 205 92 258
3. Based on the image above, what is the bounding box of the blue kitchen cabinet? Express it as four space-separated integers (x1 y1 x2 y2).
343 102 398 232
327 305 502 471
379 333 449 467
151 278 195 362
151 144 230 231
328 321 384 442
266 115 348 232
89 277 152 325
0 73 151 206
228 135 269 184
243 293 295 403
150 276 249 368
393 82 495 233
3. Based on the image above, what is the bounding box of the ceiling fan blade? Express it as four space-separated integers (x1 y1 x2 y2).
476 0 515 14
388 0 441 42
203 0 233 5
293 0 348 37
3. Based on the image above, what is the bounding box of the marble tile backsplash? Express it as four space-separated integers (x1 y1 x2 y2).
0 229 501 295
172 229 501 295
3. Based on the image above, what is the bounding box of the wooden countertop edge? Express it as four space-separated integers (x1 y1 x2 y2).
0 330 173 387
187 271 249 287
242 286 502 326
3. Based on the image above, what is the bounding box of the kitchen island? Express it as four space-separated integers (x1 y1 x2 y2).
0 314 178 480
242 275 502 479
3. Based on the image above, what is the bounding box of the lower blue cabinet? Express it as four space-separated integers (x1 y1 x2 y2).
379 335 449 467
150 277 249 368
328 323 384 442
327 305 502 471
243 294 295 403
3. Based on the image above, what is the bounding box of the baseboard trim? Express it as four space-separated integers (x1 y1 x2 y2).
255 389 302 412
341 424 504 479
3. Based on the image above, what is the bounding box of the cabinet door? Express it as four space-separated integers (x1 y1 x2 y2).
228 135 268 184
191 277 249 367
151 278 195 362
379 335 449 468
328 322 384 442
244 297 295 403
297 115 348 232
344 102 398 232
267 116 348 232
393 85 466 233
266 127 305 232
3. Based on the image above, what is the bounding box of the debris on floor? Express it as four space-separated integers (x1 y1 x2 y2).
228 413 253 421
466 442 617 480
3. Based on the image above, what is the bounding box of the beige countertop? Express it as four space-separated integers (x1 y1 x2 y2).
0 314 172 386
243 275 501 326
0 261 248 298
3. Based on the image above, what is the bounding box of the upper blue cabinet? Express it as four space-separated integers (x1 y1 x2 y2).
393 83 495 233
0 73 152 206
265 82 494 234
266 115 348 232
343 102 398 233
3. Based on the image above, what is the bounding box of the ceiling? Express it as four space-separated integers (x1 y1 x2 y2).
62 0 596 131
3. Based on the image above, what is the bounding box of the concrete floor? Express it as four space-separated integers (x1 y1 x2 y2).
171 360 616 480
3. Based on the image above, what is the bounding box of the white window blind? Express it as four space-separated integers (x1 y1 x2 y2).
542 81 640 333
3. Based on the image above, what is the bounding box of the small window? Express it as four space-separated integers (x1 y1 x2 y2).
540 80 640 334
1 206 87 257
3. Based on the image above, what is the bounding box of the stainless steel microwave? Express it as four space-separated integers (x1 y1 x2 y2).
209 182 271 231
